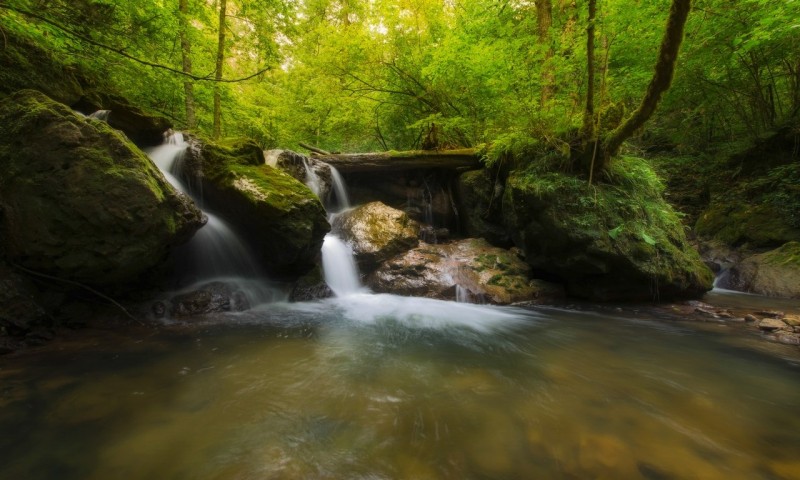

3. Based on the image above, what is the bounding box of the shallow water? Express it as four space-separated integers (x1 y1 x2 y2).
1 293 799 480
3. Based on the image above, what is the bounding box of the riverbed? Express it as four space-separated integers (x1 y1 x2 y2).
1 289 799 479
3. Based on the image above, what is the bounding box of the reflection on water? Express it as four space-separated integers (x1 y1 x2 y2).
1 296 799 480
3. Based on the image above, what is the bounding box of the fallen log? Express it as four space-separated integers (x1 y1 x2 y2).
315 149 481 173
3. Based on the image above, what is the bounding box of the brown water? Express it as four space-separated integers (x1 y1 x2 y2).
1 292 799 480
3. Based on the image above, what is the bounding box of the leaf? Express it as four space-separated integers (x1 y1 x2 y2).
608 224 624 240
640 232 657 246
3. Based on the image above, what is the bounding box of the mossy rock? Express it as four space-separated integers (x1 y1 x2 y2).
0 31 85 105
191 138 329 278
726 242 800 298
502 157 713 301
0 90 204 285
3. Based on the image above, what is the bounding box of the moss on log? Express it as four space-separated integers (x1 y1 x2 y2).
315 149 481 172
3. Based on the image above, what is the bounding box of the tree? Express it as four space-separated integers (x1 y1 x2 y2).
212 0 228 139
178 0 197 129
536 0 554 106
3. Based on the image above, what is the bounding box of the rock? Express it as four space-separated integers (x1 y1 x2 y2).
0 32 85 105
168 281 250 318
727 242 800 298
289 266 334 301
0 263 48 336
456 169 512 247
85 99 172 147
744 314 759 323
502 159 714 301
756 310 786 319
332 202 420 271
188 138 330 278
774 333 800 345
367 238 565 304
694 307 719 319
757 318 789 331
0 90 204 286
265 149 333 202
783 314 800 327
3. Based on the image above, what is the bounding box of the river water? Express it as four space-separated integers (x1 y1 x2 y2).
1 290 799 480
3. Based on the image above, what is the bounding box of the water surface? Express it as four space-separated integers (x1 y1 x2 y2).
1 294 799 479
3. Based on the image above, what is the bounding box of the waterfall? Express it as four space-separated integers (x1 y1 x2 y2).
88 110 111 122
301 157 323 198
329 166 350 211
321 235 363 296
146 133 261 283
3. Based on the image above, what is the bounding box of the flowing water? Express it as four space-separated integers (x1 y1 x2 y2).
1 292 799 480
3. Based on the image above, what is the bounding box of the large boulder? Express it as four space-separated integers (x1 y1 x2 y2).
456 169 512 247
73 95 172 147
503 157 714 301
0 90 204 286
332 201 420 271
367 238 564 304
726 242 800 298
191 139 330 278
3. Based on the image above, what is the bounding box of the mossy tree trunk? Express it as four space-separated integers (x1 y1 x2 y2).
536 0 554 106
178 0 196 129
212 0 227 139
599 0 692 165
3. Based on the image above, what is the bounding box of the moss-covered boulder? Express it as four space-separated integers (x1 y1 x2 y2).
456 169 512 247
726 242 800 298
73 95 172 147
0 32 85 105
503 157 713 301
0 90 204 285
191 138 330 278
332 201 420 271
367 238 564 304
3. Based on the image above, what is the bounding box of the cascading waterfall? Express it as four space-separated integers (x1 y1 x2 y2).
301 157 323 199
329 166 351 211
146 133 261 283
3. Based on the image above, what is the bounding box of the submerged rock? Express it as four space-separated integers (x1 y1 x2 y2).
167 282 250 318
502 158 713 301
726 242 800 298
0 90 204 286
367 238 564 304
190 139 330 278
332 201 420 271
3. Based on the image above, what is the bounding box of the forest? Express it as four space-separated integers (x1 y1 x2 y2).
2 0 798 158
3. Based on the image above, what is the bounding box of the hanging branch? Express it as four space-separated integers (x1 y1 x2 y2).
0 3 271 83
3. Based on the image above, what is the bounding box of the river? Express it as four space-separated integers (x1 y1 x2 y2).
1 289 798 479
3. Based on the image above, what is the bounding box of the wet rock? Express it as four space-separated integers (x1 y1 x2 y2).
757 318 789 332
367 238 564 305
782 314 800 327
756 310 785 319
727 242 800 298
0 90 204 286
694 307 719 319
332 202 420 271
168 282 250 318
188 138 330 278
290 266 334 301
75 95 172 147
744 314 759 323
774 333 800 345
265 149 333 202
502 160 713 301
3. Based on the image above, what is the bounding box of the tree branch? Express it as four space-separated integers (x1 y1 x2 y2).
0 3 271 83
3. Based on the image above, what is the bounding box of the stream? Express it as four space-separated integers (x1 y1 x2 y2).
0 289 799 479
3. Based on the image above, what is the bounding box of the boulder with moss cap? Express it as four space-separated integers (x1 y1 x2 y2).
188 138 329 278
0 90 204 286
502 157 713 301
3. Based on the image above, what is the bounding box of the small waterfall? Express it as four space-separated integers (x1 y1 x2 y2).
302 157 323 198
146 133 261 284
321 235 363 296
88 110 111 122
456 285 470 303
329 166 350 211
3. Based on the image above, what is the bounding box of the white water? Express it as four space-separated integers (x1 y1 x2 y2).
321 234 363 297
146 133 261 284
301 157 323 198
88 109 111 122
329 166 350 211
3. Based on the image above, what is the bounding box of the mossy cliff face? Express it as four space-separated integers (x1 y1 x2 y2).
456 169 512 248
0 90 204 285
193 139 330 278
726 241 800 298
502 157 713 301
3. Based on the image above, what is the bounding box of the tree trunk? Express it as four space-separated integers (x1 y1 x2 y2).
212 0 227 139
178 0 196 129
582 0 597 140
536 0 554 106
601 0 692 164
315 149 481 173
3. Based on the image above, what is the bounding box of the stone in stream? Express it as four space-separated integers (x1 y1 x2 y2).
332 201 420 272
167 282 250 318
726 242 800 299
0 90 204 286
757 318 789 332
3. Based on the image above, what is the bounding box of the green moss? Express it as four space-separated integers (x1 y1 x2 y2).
762 241 800 267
